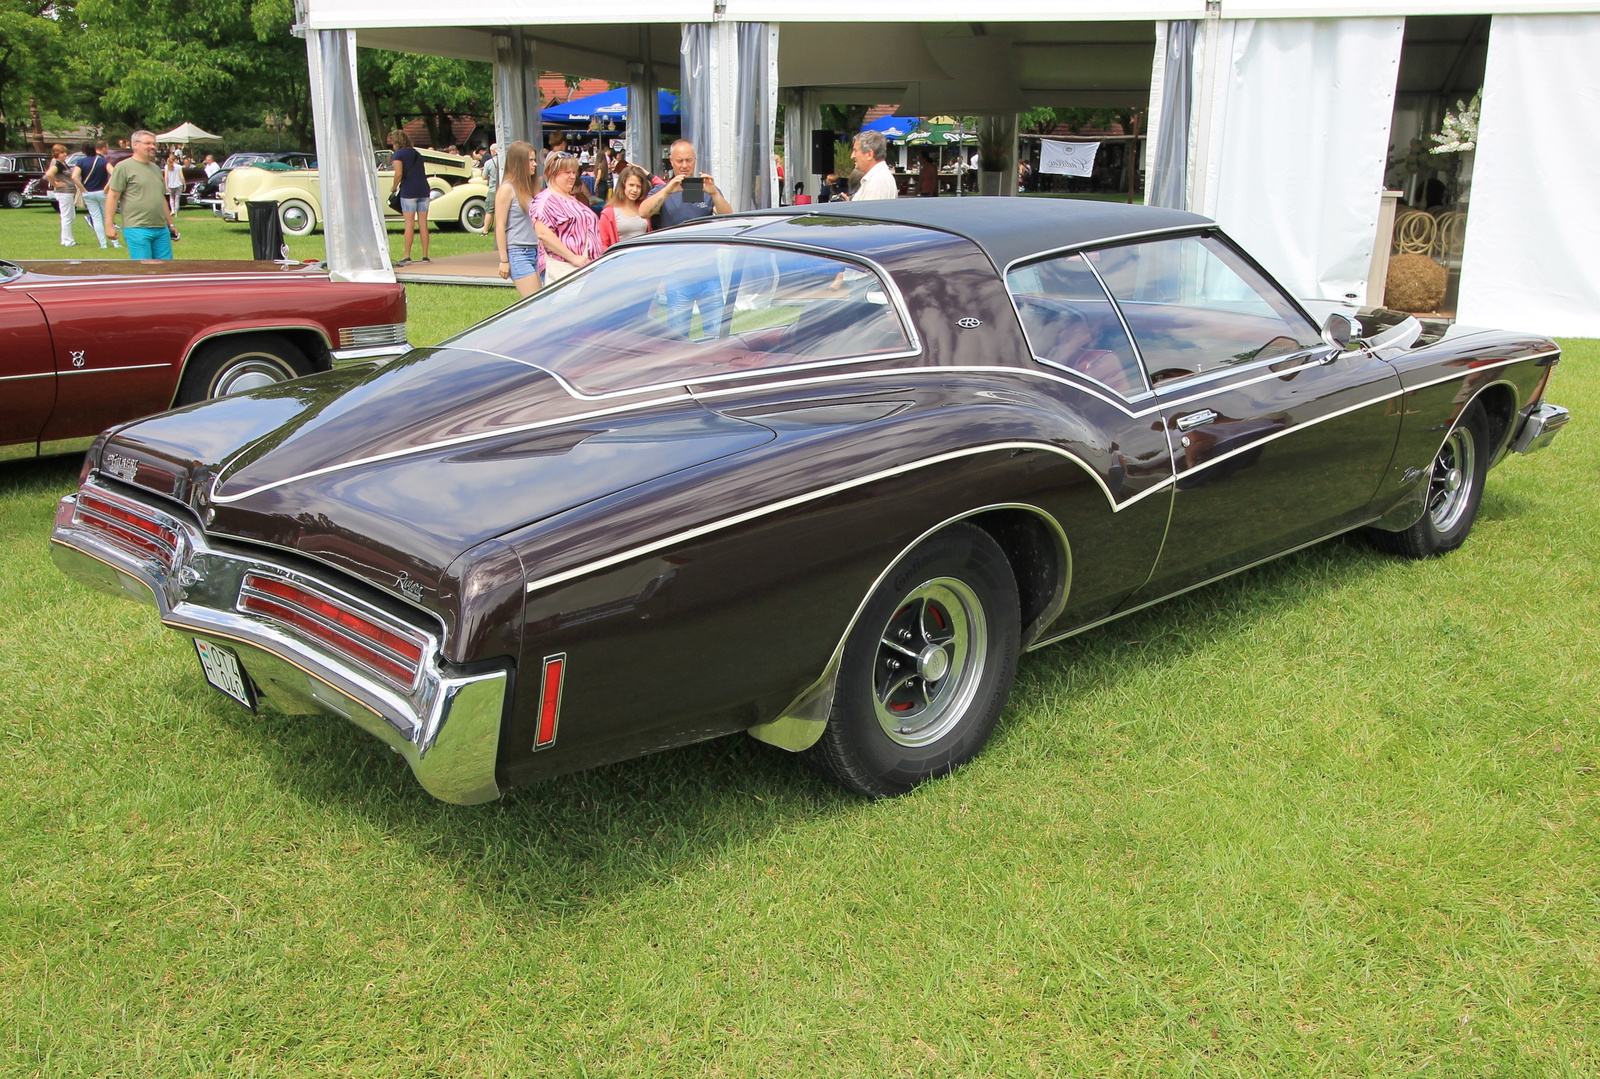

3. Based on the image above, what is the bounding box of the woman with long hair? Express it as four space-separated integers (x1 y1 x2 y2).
44 144 80 247
531 155 600 284
597 164 652 253
387 129 432 265
494 141 543 298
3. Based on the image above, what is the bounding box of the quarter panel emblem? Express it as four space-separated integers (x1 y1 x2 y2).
102 452 139 481
70 350 86 368
394 572 424 602
957 317 982 329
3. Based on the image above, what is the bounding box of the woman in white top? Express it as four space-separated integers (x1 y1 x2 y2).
163 153 185 216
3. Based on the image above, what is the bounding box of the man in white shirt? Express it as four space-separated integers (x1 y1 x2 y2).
844 130 897 201
203 154 219 178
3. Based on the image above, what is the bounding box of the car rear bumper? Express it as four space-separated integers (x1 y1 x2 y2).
49 481 506 805
1512 403 1570 455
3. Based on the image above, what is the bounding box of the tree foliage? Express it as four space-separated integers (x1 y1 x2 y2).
0 0 75 147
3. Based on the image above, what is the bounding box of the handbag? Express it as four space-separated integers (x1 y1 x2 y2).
387 191 402 213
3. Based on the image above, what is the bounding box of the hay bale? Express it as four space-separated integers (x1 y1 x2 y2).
1385 253 1448 313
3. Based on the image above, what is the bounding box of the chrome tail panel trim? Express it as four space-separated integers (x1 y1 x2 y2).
1512 403 1569 455
49 479 506 804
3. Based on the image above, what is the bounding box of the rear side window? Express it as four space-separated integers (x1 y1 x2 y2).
452 242 913 395
1006 253 1145 396
1088 235 1320 386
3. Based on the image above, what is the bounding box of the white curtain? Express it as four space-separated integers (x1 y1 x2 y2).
305 28 392 283
1457 14 1600 337
733 23 779 211
492 30 540 156
1192 18 1403 305
1145 20 1194 210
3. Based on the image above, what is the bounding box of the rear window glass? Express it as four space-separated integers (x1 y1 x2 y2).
451 243 914 395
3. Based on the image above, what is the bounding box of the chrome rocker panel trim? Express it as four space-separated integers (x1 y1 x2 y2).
49 479 505 805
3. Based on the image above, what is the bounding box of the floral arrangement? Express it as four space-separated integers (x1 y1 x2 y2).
1430 91 1481 155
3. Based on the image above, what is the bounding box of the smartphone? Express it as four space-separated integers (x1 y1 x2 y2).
680 176 705 201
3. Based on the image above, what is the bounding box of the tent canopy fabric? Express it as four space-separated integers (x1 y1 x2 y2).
154 122 222 143
541 88 680 123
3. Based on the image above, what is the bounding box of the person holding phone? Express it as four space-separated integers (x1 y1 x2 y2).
638 139 731 229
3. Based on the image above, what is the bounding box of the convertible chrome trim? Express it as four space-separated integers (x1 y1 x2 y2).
748 502 1072 753
49 479 506 805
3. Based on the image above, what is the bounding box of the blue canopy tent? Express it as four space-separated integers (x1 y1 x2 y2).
861 114 920 140
541 88 681 124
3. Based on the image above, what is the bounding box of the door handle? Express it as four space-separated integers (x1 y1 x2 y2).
1316 348 1340 365
1175 409 1218 431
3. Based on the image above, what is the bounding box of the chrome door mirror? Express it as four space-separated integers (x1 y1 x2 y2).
1321 311 1358 349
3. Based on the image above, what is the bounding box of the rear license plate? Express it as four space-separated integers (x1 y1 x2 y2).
194 638 255 710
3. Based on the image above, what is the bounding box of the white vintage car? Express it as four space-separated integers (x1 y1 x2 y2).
218 149 488 237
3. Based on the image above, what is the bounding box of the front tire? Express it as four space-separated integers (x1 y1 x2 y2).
2 190 23 210
1365 400 1490 558
803 523 1020 798
277 199 317 238
176 333 312 406
459 196 487 234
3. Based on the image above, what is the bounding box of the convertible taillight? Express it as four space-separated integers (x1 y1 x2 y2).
238 572 426 691
73 489 179 571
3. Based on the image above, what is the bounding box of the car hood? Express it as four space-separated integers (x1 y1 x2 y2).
96 347 775 608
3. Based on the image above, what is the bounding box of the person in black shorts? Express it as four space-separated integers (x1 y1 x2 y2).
388 129 432 265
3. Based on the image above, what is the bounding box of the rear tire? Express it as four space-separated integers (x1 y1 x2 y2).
176 333 312 406
2 190 22 210
1365 400 1490 558
802 523 1020 798
277 199 317 238
459 196 487 234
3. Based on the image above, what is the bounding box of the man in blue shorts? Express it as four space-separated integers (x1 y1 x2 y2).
104 130 178 259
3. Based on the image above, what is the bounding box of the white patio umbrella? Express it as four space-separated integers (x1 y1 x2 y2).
154 122 222 144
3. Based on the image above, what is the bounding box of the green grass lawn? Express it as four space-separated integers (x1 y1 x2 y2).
2 199 1597 1074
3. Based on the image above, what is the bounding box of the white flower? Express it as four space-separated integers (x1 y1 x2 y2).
1430 91 1481 155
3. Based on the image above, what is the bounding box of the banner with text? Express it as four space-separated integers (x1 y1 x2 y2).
1039 139 1100 177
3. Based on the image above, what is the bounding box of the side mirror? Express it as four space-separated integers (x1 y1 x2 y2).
1321 311 1358 349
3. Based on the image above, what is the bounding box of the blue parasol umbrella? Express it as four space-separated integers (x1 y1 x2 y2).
541 88 681 124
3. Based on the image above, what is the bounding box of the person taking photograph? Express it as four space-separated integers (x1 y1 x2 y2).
494 141 543 297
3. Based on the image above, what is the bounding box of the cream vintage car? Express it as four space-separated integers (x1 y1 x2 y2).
218 149 488 237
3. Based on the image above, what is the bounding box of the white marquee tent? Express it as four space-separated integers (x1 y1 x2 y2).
298 0 1600 337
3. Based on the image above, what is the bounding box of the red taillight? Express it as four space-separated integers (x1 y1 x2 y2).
535 654 566 749
238 572 427 691
74 489 179 569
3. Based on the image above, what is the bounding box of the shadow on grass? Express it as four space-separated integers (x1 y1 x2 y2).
198 528 1414 920
0 453 82 499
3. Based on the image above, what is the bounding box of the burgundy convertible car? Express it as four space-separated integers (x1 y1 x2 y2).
50 200 1569 804
2 258 407 463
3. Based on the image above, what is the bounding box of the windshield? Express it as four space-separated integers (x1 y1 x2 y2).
451 242 914 395
0 259 22 282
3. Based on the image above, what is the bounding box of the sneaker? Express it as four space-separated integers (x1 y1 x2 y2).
420 256 431 263
62 241 78 247
396 257 411 267
111 240 121 248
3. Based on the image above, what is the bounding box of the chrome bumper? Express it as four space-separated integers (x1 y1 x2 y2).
330 342 411 368
1512 403 1570 455
49 482 505 805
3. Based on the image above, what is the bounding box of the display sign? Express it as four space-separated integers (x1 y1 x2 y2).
1039 140 1100 177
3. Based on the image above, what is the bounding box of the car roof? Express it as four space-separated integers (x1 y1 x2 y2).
735 198 1211 271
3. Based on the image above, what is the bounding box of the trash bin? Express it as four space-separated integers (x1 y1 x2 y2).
246 199 285 261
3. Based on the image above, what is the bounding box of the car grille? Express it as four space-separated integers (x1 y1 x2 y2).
73 488 179 571
337 323 408 349
237 572 427 691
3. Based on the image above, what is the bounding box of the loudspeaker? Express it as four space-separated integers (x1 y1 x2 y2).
811 131 837 175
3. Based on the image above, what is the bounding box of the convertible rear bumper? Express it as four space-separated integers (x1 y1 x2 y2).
49 481 506 805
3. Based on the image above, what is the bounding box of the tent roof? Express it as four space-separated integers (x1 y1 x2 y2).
155 122 222 142
542 87 681 122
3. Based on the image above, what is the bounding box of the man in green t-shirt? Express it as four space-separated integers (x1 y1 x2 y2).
105 130 179 259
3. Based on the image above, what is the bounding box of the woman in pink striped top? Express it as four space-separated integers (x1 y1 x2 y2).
532 156 601 284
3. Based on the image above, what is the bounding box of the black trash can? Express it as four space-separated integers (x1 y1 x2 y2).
246 199 285 261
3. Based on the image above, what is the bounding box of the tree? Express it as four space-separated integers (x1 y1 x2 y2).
0 1 74 149
358 48 491 149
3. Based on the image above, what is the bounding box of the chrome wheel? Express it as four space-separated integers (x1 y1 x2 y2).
209 353 294 397
277 199 315 236
1428 424 1477 532
872 577 988 748
461 197 486 233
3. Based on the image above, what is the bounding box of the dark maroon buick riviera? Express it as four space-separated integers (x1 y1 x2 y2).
50 200 1569 804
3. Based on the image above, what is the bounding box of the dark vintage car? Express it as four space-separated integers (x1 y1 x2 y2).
50 200 1569 805
2 258 408 463
1 152 49 209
